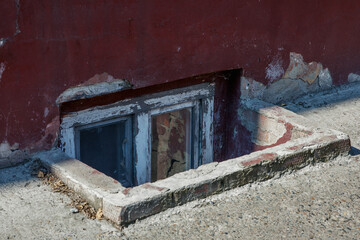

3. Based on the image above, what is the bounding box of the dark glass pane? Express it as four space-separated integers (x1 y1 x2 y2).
79 120 132 187
151 108 192 182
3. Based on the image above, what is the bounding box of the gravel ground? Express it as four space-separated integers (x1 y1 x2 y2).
1 83 360 239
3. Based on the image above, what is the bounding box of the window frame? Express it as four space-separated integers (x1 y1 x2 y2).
60 83 214 186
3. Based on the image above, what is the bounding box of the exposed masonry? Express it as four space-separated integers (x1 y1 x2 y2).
243 52 333 104
34 99 350 225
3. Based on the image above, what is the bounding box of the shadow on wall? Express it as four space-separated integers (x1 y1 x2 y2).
213 69 252 161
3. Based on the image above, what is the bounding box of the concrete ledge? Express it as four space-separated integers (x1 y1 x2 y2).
33 102 351 225
35 151 125 210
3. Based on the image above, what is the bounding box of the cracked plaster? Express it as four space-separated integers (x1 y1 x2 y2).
56 73 132 105
242 52 334 104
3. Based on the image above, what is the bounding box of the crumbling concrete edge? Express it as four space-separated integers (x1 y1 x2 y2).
33 123 350 225
117 132 349 224
34 151 126 210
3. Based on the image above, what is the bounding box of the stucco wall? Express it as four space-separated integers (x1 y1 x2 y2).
1 0 360 157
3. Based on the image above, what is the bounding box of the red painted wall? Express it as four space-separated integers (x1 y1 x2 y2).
1 0 360 154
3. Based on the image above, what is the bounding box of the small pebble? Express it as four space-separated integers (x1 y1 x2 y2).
70 208 79 213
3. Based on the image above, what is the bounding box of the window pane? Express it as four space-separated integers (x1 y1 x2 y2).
78 120 132 187
151 108 192 182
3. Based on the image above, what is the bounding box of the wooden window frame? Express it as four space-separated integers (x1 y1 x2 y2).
60 83 214 186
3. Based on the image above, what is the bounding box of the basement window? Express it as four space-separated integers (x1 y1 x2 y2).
151 104 197 182
60 83 214 187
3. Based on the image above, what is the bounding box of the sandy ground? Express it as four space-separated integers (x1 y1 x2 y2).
1 83 360 239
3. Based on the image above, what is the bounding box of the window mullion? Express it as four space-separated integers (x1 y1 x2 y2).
201 96 214 164
134 112 151 185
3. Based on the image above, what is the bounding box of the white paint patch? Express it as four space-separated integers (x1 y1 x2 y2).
0 141 19 158
177 47 181 52
44 107 49 118
61 103 139 129
0 62 6 82
265 56 284 83
0 39 5 47
0 141 11 158
348 73 360 83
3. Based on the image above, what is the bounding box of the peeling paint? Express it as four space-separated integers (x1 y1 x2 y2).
0 39 5 47
265 55 284 82
348 73 360 83
135 113 151 185
283 52 322 84
56 73 132 105
144 88 210 108
0 62 6 82
242 52 334 104
43 107 49 118
318 68 332 89
0 141 19 158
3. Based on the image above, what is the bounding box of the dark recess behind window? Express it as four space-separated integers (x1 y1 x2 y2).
79 120 132 187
